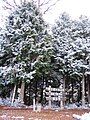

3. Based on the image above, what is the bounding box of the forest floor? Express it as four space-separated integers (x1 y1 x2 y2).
0 106 90 120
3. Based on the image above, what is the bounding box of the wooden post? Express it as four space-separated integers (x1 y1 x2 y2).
33 94 36 111
60 99 64 109
60 84 64 109
36 103 41 112
49 85 51 109
11 84 16 106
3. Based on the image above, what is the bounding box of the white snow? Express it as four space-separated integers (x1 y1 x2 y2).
73 112 90 120
12 116 24 119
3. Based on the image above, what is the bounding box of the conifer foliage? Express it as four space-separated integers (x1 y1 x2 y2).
0 1 52 104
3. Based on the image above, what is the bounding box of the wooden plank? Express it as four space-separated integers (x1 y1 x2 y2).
45 92 62 96
46 97 61 101
45 86 63 102
46 87 62 92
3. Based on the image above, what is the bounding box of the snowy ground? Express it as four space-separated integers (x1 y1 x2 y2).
0 107 90 120
0 98 90 120
73 112 90 120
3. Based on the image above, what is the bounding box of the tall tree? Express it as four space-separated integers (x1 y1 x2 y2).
52 13 90 106
52 13 73 107
0 1 52 105
69 16 90 106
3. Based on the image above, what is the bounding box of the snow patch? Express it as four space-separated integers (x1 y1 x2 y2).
73 112 90 120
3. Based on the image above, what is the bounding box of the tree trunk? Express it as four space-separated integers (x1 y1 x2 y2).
63 76 65 106
88 75 90 104
60 77 65 109
82 73 85 107
77 81 81 103
35 80 37 102
71 79 74 103
85 76 87 101
11 84 16 106
41 73 44 105
24 84 26 104
60 84 64 109
29 82 31 105
80 81 82 102
19 81 25 104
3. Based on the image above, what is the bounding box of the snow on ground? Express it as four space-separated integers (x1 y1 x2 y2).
73 112 90 120
0 115 24 120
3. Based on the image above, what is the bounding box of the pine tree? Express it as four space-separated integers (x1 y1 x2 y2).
0 1 52 105
69 16 90 106
52 13 90 106
52 12 73 107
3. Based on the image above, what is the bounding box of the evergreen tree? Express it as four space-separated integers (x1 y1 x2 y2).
68 16 90 106
0 1 52 105
52 13 90 106
52 13 73 106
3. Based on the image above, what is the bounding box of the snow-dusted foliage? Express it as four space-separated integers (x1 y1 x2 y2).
52 13 90 104
68 16 90 74
52 14 90 76
52 13 74 80
0 1 52 85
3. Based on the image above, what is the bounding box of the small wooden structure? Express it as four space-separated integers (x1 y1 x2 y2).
45 85 64 109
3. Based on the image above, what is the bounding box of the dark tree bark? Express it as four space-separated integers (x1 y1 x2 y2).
87 75 90 104
82 73 85 106
41 73 44 105
71 79 74 103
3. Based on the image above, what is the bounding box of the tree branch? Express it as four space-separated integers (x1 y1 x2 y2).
13 0 19 7
40 0 52 7
43 0 60 14
2 0 15 9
